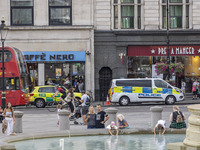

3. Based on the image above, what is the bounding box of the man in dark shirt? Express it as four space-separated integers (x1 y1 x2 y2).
96 104 109 128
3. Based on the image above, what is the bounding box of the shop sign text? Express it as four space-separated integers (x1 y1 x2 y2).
157 47 195 55
24 53 74 61
23 51 85 62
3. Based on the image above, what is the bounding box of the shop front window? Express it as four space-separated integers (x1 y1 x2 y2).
45 63 85 85
128 56 152 78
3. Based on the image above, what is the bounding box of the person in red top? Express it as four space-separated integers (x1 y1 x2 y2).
52 85 67 105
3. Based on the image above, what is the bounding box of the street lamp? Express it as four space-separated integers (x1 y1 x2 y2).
0 17 9 109
166 0 170 81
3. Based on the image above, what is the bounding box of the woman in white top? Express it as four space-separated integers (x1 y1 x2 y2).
3 102 16 135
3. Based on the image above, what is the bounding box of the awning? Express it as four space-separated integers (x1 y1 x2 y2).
128 46 200 56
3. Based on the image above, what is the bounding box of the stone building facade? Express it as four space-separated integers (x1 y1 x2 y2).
94 0 200 101
0 0 95 94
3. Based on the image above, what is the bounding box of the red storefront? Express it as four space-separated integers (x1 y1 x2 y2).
128 45 200 92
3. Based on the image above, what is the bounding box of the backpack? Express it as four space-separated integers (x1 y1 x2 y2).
85 96 90 106
176 112 183 123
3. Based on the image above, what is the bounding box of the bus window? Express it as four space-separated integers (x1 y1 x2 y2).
0 51 12 62
16 78 20 90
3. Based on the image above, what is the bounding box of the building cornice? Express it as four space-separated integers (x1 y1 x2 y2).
8 25 94 31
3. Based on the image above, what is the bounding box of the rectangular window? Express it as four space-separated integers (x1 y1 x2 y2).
169 5 182 28
121 0 134 3
162 1 189 29
11 0 34 26
138 5 141 29
0 77 20 90
49 0 72 25
186 5 189 28
170 0 182 3
154 80 168 88
121 6 134 29
113 0 141 29
116 80 152 87
114 6 118 29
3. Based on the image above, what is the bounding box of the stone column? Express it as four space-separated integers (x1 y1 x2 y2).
105 107 118 127
183 104 200 147
150 106 163 129
38 63 45 86
58 110 70 130
13 111 24 133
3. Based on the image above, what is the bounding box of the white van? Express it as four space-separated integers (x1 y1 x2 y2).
109 78 184 106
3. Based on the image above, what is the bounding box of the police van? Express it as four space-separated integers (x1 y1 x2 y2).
109 78 184 106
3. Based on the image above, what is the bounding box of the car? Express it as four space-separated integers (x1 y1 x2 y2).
29 85 82 108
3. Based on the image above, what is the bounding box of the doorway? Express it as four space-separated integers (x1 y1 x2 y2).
99 67 112 101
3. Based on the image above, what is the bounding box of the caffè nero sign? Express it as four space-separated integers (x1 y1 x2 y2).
23 51 85 62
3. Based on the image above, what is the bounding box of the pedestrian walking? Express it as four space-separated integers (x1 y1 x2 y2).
78 80 84 92
106 121 118 136
192 79 199 100
65 88 76 118
85 106 96 129
95 104 109 128
80 91 90 125
169 105 186 129
117 114 129 129
3 102 16 135
74 82 80 92
154 120 166 135
64 77 71 89
181 80 186 94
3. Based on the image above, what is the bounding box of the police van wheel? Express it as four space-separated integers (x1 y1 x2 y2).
165 96 176 105
119 96 130 106
35 99 45 108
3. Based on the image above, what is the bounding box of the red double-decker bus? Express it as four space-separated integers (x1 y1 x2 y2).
0 47 30 106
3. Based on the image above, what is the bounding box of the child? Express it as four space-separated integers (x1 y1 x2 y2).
57 104 62 125
154 120 166 135
117 114 129 129
106 121 118 136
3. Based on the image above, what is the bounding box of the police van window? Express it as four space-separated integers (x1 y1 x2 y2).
116 80 135 86
116 80 151 87
133 80 152 87
154 80 168 88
